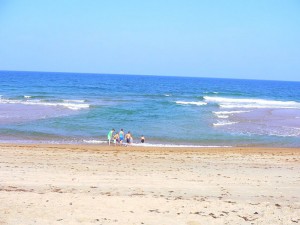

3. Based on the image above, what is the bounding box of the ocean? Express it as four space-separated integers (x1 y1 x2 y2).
0 71 299 147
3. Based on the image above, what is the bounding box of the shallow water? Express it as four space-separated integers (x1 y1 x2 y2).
0 71 299 147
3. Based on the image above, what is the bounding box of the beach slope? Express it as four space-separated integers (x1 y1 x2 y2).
0 144 299 224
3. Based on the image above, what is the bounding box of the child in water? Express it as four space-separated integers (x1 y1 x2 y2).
113 133 119 146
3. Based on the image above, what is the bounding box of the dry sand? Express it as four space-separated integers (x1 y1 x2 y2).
0 144 299 225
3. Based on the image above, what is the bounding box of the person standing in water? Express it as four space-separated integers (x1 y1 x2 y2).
113 133 119 146
140 135 145 143
107 129 115 145
119 129 125 145
125 131 132 145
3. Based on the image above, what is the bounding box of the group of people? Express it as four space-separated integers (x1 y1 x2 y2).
107 128 145 146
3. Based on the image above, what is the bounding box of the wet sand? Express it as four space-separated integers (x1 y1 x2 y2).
0 144 299 225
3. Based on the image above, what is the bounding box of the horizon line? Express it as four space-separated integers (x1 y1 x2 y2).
0 69 299 83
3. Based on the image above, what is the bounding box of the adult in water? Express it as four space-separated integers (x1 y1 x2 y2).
140 135 145 143
125 131 132 145
107 129 115 145
119 129 125 145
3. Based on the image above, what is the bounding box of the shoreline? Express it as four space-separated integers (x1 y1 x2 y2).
1 142 300 152
1 141 300 150
1 144 299 224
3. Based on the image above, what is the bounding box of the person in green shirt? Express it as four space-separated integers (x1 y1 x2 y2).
107 129 115 145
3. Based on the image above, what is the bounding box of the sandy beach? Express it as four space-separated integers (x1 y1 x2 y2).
0 144 299 225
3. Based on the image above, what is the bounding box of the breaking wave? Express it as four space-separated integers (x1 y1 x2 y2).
175 101 207 106
213 121 238 126
213 110 250 118
204 96 300 109
0 98 89 110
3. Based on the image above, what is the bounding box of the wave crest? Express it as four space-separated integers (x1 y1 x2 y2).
204 96 300 109
0 98 89 110
175 101 207 106
213 121 238 126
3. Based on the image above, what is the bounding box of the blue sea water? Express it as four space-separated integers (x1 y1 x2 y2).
0 71 300 147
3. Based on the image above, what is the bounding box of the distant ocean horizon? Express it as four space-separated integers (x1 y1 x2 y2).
0 70 300 147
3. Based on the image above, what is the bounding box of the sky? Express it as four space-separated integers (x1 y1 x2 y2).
0 0 299 81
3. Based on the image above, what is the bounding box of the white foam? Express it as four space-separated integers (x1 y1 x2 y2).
164 94 172 97
131 143 231 148
216 115 229 119
26 101 89 110
213 121 238 126
0 98 90 110
213 110 250 115
63 99 86 103
204 96 300 109
260 127 300 137
175 101 207 106
24 95 31 99
213 110 250 119
81 140 231 147
83 140 107 144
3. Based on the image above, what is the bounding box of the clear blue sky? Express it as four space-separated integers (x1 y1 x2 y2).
0 0 299 81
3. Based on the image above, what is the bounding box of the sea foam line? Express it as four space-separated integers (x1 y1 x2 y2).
213 110 250 115
204 96 300 109
213 121 238 126
82 140 231 148
213 111 250 119
0 98 89 110
175 101 207 106
83 140 108 144
63 99 86 103
215 115 229 119
131 143 231 148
